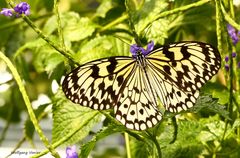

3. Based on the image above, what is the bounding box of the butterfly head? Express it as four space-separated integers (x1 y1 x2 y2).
130 41 154 59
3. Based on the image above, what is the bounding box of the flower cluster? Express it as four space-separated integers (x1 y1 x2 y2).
227 24 240 45
0 2 30 17
130 41 154 58
66 145 78 158
224 52 239 71
224 24 240 71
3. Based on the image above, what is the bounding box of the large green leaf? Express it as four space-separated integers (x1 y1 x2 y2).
74 35 130 64
52 89 102 145
191 94 229 119
43 12 96 42
127 0 169 44
159 120 204 158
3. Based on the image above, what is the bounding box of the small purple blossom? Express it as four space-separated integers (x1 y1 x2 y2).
225 56 229 62
232 52 237 57
227 24 239 45
130 41 154 58
66 145 78 158
14 2 30 15
225 64 230 71
0 8 13 17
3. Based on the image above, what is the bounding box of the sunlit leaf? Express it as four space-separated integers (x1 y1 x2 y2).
52 89 102 145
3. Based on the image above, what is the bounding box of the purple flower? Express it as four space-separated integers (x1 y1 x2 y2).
66 145 78 158
225 56 229 62
14 2 30 15
0 8 13 17
232 52 237 57
130 41 154 58
225 64 230 71
227 24 239 45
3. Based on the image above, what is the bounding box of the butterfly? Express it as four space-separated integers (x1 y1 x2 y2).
62 41 221 130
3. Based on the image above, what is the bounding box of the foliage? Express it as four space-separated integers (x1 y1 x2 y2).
0 0 240 158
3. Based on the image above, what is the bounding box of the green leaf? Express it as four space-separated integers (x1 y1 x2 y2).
130 137 153 158
33 42 65 75
43 12 96 42
95 0 116 18
191 94 229 119
202 82 229 105
128 0 169 42
75 35 130 64
159 120 204 158
144 19 169 45
80 124 126 158
52 89 102 145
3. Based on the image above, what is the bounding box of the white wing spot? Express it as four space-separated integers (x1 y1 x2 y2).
190 96 196 102
126 123 134 129
140 123 147 130
134 123 139 130
197 82 201 88
147 120 152 127
205 76 210 80
187 101 193 108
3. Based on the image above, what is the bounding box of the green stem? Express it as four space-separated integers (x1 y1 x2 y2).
140 0 211 35
54 0 66 51
152 134 162 158
215 0 223 54
220 3 240 30
6 0 77 65
99 13 129 33
227 0 234 125
22 16 77 64
0 51 60 158
170 116 178 144
124 132 132 158
125 0 142 45
0 14 52 31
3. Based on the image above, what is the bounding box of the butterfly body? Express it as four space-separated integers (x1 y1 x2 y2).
62 41 221 130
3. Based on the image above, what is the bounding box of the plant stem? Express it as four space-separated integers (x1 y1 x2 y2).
0 51 60 158
124 132 132 158
54 0 66 51
140 0 211 35
170 116 178 144
215 0 223 54
99 13 129 33
152 135 162 158
220 3 240 30
125 0 142 45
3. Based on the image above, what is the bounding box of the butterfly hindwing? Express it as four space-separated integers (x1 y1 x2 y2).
114 65 162 130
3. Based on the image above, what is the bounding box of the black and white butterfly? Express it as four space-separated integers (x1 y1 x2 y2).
62 41 221 130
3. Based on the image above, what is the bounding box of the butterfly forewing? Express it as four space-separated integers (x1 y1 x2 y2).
146 41 221 112
62 56 134 110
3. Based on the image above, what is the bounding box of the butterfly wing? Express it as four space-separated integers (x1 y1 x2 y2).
114 64 162 130
62 56 135 110
146 41 221 112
